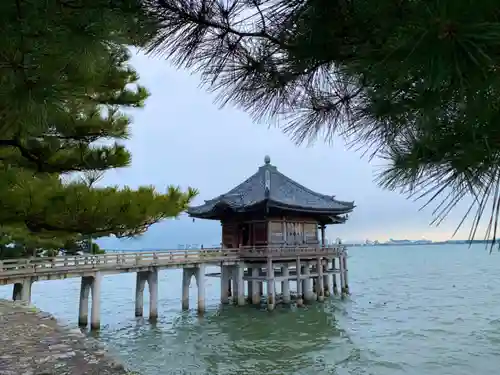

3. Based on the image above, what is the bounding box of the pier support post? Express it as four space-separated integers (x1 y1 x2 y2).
342 254 349 295
323 261 331 297
303 262 314 302
332 258 339 296
247 277 252 303
259 269 264 297
312 278 317 300
22 278 32 303
235 264 245 306
148 269 159 320
230 266 238 304
12 278 32 304
220 265 230 304
12 283 22 302
135 272 148 317
316 258 325 302
90 273 102 330
78 276 92 327
282 265 291 304
296 258 303 307
251 267 260 305
339 254 346 298
266 259 275 311
182 268 194 310
196 264 206 313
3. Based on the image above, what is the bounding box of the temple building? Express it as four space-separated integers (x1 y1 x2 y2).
187 156 355 309
188 155 354 250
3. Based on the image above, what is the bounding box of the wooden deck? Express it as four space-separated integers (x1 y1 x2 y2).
0 245 349 328
0 245 346 283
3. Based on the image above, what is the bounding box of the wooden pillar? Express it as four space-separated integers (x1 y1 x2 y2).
339 254 346 299
247 278 253 303
303 262 314 302
196 264 206 312
251 267 261 305
148 269 158 320
231 266 238 304
182 268 193 310
343 253 349 295
259 268 265 297
320 224 326 247
282 264 291 304
78 276 92 327
135 271 148 317
332 258 339 296
220 265 230 304
235 264 245 306
266 258 275 311
78 274 101 329
12 283 22 302
12 278 32 304
316 258 324 302
323 261 331 297
296 258 303 307
90 273 102 330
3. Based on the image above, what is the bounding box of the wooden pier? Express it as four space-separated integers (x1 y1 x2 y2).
0 156 355 330
0 246 349 330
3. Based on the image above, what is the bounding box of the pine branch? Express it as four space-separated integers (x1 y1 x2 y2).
145 0 500 243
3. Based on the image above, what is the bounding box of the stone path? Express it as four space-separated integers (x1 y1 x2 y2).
0 300 136 375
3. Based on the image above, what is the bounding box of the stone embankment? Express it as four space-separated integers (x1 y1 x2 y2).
0 299 137 375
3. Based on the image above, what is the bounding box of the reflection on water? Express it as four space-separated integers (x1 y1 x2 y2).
100 301 356 375
2 244 500 375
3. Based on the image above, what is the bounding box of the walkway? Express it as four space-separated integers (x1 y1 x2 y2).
0 246 349 329
0 248 240 283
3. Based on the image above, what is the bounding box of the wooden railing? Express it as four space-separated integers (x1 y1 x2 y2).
238 245 346 258
0 248 240 278
0 245 346 278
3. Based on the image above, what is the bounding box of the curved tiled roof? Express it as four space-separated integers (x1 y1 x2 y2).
188 156 355 219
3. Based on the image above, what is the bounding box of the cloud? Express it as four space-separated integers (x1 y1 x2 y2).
97 50 482 249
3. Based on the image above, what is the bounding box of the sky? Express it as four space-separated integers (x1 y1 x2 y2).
97 50 482 250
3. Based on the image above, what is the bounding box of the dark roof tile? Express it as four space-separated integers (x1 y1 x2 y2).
188 156 355 218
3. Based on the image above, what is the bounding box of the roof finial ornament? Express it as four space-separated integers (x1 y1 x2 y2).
264 155 271 165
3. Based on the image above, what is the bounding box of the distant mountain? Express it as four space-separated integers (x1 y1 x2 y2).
388 238 433 245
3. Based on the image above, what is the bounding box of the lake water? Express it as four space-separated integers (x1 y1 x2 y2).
2 244 500 375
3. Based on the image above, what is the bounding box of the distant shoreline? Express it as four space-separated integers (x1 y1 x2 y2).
346 240 498 247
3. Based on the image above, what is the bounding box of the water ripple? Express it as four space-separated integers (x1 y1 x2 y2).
2 244 500 374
